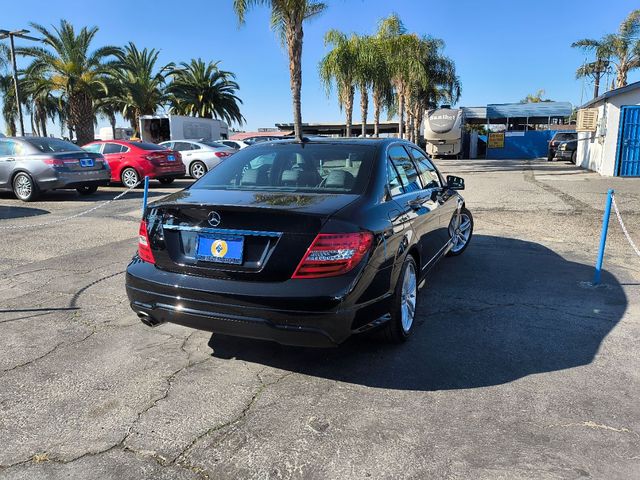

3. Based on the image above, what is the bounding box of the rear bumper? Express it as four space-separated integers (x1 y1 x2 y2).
125 258 387 347
140 163 186 179
38 170 111 190
555 150 574 160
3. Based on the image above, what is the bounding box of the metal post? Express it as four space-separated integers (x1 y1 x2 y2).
593 189 614 285
8 33 24 137
142 176 149 216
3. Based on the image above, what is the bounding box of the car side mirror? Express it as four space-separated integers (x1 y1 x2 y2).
446 175 465 190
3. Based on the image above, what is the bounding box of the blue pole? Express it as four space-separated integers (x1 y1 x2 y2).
593 189 614 285
142 176 149 216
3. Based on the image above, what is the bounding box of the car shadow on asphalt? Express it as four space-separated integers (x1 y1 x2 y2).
207 235 627 391
0 205 50 220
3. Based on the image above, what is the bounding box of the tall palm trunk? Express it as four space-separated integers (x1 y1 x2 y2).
360 84 368 137
413 108 421 145
372 87 381 137
344 85 354 137
397 82 404 139
69 92 95 144
108 112 116 140
287 24 304 141
617 62 629 88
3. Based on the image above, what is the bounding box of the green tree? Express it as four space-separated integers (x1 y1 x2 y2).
166 59 245 125
520 89 551 103
112 42 168 136
572 9 640 89
319 30 357 136
233 0 327 140
19 20 119 144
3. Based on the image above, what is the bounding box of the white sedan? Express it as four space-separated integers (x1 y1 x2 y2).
159 140 236 179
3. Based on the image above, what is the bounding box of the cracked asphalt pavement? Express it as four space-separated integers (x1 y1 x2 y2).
1 159 639 479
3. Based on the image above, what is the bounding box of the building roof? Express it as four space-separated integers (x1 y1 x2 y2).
461 107 487 119
580 80 640 109
486 102 573 119
230 131 293 141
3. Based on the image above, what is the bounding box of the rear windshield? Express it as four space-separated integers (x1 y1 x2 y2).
130 141 166 151
24 138 83 153
554 133 577 141
192 143 377 194
202 141 226 148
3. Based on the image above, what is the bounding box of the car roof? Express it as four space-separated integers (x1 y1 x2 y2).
254 137 412 147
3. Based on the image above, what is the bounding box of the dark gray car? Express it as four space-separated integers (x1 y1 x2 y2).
0 137 111 201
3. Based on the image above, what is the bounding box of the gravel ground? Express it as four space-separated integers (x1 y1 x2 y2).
0 160 639 479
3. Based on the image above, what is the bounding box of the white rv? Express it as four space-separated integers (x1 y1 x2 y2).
139 115 229 144
423 107 464 158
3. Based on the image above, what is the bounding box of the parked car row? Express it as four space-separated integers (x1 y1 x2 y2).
0 136 239 202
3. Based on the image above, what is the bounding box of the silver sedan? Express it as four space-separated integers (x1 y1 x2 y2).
159 140 236 179
0 137 111 202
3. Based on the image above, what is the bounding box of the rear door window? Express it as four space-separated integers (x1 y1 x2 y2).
0 140 18 156
386 162 405 197
173 142 192 151
408 147 441 189
82 144 102 154
388 145 421 192
103 143 123 154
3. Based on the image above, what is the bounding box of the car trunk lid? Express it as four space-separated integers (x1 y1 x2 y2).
145 189 359 281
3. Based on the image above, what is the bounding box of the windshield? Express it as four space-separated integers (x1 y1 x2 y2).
25 138 83 153
192 143 377 194
554 133 577 141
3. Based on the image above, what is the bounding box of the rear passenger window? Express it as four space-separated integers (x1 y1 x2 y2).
0 141 17 156
103 143 123 154
389 145 420 193
386 162 404 197
409 147 441 189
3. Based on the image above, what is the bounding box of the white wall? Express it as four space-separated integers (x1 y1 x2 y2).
577 89 640 176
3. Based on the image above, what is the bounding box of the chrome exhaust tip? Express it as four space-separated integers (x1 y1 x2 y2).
137 311 164 327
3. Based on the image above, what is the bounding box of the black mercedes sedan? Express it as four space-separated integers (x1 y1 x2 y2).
126 138 473 347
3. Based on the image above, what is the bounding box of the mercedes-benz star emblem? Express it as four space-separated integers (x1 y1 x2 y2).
207 211 221 227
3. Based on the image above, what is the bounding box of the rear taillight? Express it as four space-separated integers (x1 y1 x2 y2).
43 158 79 167
292 232 374 279
214 151 231 158
138 221 155 264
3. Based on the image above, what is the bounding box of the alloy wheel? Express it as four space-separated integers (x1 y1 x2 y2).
449 212 472 253
122 168 139 188
190 162 206 179
400 262 417 333
14 173 33 200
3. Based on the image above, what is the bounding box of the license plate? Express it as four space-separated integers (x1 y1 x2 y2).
196 234 244 264
80 158 94 167
167 155 175 161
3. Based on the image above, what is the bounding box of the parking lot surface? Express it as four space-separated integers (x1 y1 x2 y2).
1 159 639 479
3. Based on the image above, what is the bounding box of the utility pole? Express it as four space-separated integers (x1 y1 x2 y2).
0 29 40 137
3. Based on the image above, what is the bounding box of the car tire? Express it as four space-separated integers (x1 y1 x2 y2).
571 151 577 164
12 172 40 202
121 167 140 189
158 177 175 185
446 207 474 257
190 161 207 179
76 185 98 195
382 255 418 344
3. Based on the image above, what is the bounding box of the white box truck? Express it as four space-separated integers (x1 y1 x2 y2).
97 126 134 140
139 115 229 144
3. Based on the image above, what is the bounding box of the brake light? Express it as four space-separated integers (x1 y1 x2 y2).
43 158 80 167
138 220 155 264
144 154 163 165
292 232 374 279
214 151 230 158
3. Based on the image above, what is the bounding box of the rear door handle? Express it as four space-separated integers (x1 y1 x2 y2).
6 157 15 162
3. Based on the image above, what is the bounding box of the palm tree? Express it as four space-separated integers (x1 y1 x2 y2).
233 0 327 140
369 36 394 138
112 42 167 136
572 9 640 89
19 20 119 144
520 89 551 103
353 35 379 137
575 59 611 99
319 30 358 136
94 77 124 140
165 59 244 125
376 15 428 139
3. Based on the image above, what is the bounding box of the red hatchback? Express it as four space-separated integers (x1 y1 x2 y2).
82 140 186 188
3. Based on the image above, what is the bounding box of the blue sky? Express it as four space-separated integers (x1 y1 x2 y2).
1 0 638 134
